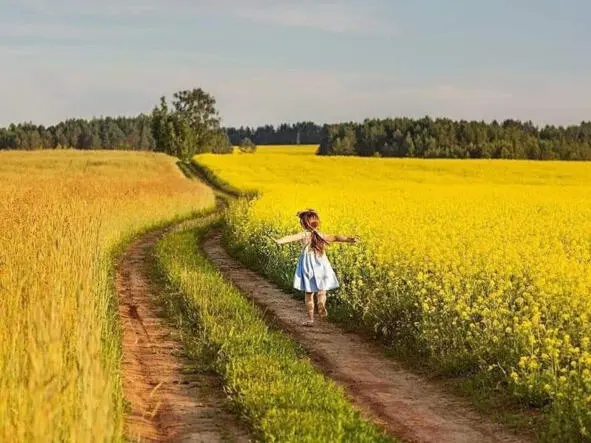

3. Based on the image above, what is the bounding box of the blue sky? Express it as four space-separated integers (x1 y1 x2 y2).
1 0 590 127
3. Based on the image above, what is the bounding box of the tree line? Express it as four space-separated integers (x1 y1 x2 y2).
0 88 234 159
0 117 321 153
318 117 591 160
2 91 591 160
0 116 155 151
0 118 321 152
226 122 323 145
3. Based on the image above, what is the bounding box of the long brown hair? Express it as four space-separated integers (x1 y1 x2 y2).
297 209 329 255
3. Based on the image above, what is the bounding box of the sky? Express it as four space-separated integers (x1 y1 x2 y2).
1 0 590 127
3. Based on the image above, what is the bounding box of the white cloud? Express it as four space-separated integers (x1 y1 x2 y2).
1 61 591 127
1 56 590 127
1 1 590 127
420 85 513 103
0 22 147 41
235 2 393 35
13 0 162 16
214 73 591 126
7 0 393 35
0 1 166 46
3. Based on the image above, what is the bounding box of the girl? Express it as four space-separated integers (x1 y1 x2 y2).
273 209 357 327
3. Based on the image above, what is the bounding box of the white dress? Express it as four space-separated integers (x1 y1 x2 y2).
293 232 340 293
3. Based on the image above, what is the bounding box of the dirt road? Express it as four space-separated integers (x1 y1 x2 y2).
202 231 530 443
116 226 250 442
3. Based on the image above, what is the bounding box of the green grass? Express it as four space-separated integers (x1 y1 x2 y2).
155 221 394 443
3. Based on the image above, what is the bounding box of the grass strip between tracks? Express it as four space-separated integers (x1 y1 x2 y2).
155 218 394 442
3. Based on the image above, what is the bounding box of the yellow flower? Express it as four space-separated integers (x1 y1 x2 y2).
196 146 591 435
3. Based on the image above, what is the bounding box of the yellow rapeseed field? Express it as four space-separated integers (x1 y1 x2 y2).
195 148 591 439
0 151 214 442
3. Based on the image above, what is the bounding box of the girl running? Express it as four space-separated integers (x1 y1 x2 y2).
274 209 357 326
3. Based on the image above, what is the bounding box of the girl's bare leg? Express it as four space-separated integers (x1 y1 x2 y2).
317 291 327 319
303 292 315 326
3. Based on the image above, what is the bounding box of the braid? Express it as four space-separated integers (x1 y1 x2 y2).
298 209 329 255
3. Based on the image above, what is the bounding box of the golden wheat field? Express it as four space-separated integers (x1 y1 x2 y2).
195 147 591 439
0 151 214 442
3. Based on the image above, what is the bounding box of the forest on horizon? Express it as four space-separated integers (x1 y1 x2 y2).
2 113 591 160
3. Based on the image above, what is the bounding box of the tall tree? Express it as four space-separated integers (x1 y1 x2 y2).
151 88 222 161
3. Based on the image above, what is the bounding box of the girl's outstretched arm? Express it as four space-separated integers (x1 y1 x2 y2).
273 232 307 245
323 234 358 243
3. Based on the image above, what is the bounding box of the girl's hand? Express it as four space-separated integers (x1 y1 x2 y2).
349 235 359 243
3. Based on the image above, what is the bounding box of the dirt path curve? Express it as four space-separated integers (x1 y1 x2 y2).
203 231 531 443
116 225 250 443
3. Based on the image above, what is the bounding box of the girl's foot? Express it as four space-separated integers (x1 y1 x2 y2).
318 305 328 320
302 320 314 327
